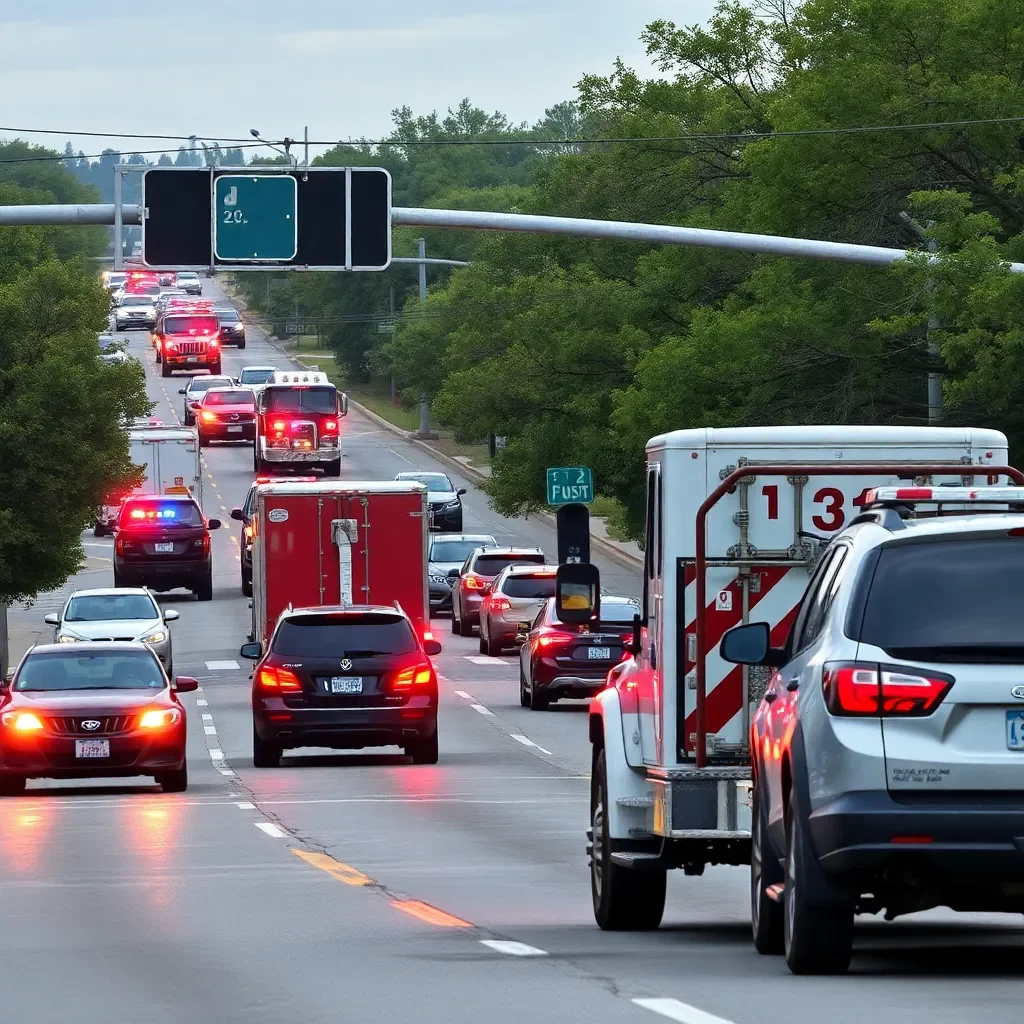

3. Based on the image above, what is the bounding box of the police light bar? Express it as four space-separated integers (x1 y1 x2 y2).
863 486 1024 504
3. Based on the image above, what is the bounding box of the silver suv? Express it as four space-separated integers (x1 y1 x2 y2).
721 486 1024 976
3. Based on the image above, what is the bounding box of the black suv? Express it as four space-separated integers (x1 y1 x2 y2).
241 606 442 767
113 495 221 601
215 307 246 348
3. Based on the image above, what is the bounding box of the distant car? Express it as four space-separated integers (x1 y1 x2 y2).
114 295 156 331
179 374 234 425
98 334 127 365
427 533 497 614
0 642 198 794
196 387 257 446
236 365 276 395
241 604 443 767
518 596 638 710
215 307 246 348
478 564 559 656
112 494 222 601
157 272 177 287
43 587 180 675
103 271 127 291
155 289 189 315
450 546 546 636
394 472 466 531
176 272 202 295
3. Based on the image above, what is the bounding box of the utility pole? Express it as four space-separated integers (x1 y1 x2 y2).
415 237 438 438
900 212 942 423
389 285 398 406
304 127 309 171
113 168 123 271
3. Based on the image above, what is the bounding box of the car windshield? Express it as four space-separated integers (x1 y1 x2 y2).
120 501 203 528
164 316 219 335
402 473 452 491
240 369 274 384
205 390 254 406
431 540 489 562
272 615 418 657
121 296 152 306
65 594 158 622
857 536 1024 660
501 575 558 599
216 309 241 323
189 378 231 394
264 387 337 414
177 273 199 281
14 650 165 691
474 553 544 576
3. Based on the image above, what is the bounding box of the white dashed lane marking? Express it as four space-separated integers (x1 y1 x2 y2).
470 704 494 716
480 940 548 957
255 822 288 838
205 660 239 671
454 691 473 699
510 734 553 756
464 656 513 667
632 999 735 1024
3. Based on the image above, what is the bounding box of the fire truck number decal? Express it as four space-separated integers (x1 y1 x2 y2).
762 484 779 520
811 487 845 531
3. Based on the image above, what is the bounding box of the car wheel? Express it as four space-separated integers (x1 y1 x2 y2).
478 625 488 655
485 633 502 658
529 671 549 710
237 339 246 349
323 459 341 477
195 575 213 602
407 727 439 765
156 764 188 793
751 784 784 955
519 664 530 707
112 568 124 588
198 432 209 448
0 775 26 796
161 362 171 378
783 798 854 974
252 445 259 472
211 363 222 376
184 411 194 426
590 748 665 930
93 522 106 538
451 610 462 636
252 724 281 768
242 569 253 598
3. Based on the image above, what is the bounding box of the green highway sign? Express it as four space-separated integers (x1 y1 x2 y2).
213 174 297 262
546 466 594 506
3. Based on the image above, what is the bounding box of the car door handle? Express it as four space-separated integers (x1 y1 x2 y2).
785 679 799 692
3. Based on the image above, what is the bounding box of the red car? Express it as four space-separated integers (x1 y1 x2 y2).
197 387 257 446
0 642 198 794
517 596 638 710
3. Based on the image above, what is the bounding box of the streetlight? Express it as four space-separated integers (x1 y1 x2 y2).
249 128 297 168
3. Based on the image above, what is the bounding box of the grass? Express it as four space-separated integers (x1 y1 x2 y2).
590 495 632 542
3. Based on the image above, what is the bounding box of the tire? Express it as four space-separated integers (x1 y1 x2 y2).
237 339 246 349
519 665 530 707
323 459 341 477
195 574 213 602
0 776 26 796
751 784 785 954
93 522 105 538
156 763 188 793
451 611 463 636
783 798 854 974
112 568 124 588
252 723 281 768
161 361 171 378
198 432 209 448
478 630 488 655
242 568 253 598
407 727 439 765
184 411 194 427
590 749 666 930
529 672 549 711
252 445 259 472
211 363 222 376
485 633 503 658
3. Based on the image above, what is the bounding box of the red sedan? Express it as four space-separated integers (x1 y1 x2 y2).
197 386 257 446
0 643 198 794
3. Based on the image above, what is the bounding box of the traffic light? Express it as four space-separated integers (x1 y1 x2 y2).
556 503 590 564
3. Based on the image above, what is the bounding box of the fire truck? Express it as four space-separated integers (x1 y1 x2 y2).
585 425 1011 929
253 371 349 477
249 480 430 647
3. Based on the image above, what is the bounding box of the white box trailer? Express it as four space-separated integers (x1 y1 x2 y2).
588 425 1016 927
94 426 202 535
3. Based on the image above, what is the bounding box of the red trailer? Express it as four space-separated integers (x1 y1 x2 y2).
250 480 430 646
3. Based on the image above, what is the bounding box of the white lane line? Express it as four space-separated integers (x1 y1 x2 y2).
480 940 548 957
205 660 239 671
236 801 256 810
204 726 217 735
196 699 208 706
632 999 735 1024
510 734 553 756
464 656 512 667
470 704 494 716
254 822 288 838
209 748 224 760
202 713 213 721
454 690 473 699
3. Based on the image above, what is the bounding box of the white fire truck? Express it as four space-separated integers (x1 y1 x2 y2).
586 425 1013 929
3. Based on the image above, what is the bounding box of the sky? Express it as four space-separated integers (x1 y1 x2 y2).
0 0 718 160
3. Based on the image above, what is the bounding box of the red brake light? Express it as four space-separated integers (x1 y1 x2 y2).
393 662 434 690
489 596 511 612
534 630 576 649
822 662 953 717
257 666 302 691
323 420 338 432
272 421 286 432
463 574 486 591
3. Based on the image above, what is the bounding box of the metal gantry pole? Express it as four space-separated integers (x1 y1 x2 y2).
113 170 124 271
415 237 437 438
900 212 943 423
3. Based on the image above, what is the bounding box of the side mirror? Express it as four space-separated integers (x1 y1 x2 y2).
230 507 244 521
178 389 187 395
207 519 222 531
424 638 442 657
555 562 601 625
515 620 531 644
173 676 200 693
456 488 467 498
43 613 60 626
625 613 643 656
340 393 349 416
0 675 11 691
720 622 787 667
163 609 180 622
447 568 459 579
239 642 262 660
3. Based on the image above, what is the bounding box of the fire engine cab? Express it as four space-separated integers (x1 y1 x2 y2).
584 425 1011 930
254 371 349 476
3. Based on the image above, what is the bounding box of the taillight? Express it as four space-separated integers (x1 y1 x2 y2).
257 666 302 691
463 574 486 591
489 596 511 612
822 662 954 717
115 536 132 555
323 420 338 432
202 533 210 554
534 630 576 650
272 420 286 433
393 662 434 690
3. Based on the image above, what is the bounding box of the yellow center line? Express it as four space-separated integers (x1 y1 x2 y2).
390 900 474 929
292 848 372 886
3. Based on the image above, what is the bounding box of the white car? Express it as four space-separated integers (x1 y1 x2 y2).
114 295 157 330
176 272 202 295
236 365 276 394
43 588 179 674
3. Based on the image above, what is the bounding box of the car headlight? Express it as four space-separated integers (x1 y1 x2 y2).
445 499 461 508
139 707 182 729
57 633 79 643
140 630 167 645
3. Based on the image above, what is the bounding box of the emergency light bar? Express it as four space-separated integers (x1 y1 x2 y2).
863 486 1024 505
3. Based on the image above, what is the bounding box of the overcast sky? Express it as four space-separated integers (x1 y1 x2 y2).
1 0 717 159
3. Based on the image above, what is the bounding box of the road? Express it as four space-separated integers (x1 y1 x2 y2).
2 278 1022 1024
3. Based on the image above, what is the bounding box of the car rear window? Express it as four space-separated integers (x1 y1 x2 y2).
501 574 557 599
856 537 1024 659
272 615 418 657
264 386 337 414
431 540 490 562
120 500 203 527
205 390 254 406
240 369 275 384
164 316 219 335
216 309 241 323
474 553 544 576
189 377 232 394
121 296 152 306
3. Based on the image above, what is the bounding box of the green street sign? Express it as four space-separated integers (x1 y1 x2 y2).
547 466 594 506
213 174 297 262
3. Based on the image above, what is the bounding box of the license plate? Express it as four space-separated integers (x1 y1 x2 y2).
330 677 362 694
1007 710 1024 749
588 647 611 660
186 356 198 364
75 739 109 758
227 425 244 433
154 542 174 553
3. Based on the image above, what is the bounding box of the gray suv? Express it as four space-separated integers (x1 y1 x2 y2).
427 534 496 614
722 486 1024 975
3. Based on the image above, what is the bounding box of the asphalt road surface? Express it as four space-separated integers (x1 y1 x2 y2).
3 279 1022 1024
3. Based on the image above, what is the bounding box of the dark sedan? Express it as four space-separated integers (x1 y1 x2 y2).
0 643 199 793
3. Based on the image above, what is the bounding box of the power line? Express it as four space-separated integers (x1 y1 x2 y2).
0 142 272 166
